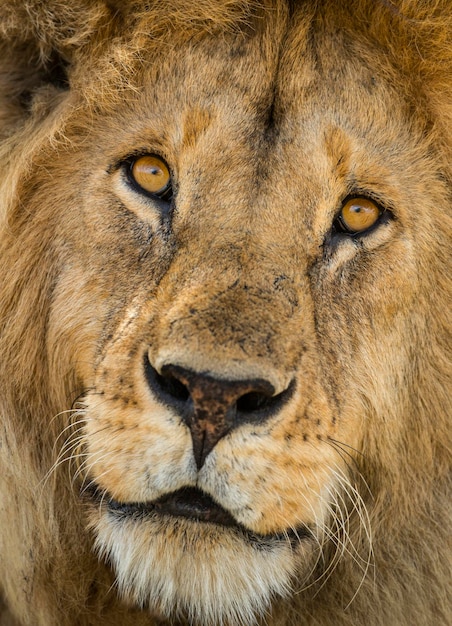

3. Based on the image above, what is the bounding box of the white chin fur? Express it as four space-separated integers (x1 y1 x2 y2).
92 512 301 625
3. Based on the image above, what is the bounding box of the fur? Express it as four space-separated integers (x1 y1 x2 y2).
0 1 450 625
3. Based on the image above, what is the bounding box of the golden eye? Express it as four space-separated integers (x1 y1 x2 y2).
129 155 172 199
338 197 382 234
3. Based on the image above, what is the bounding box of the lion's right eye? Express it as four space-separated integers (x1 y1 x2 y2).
128 155 172 201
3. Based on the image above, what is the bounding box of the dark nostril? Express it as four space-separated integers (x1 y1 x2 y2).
144 357 191 409
155 370 190 403
236 391 273 414
236 386 293 417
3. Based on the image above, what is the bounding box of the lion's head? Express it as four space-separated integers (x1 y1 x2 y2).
0 1 450 625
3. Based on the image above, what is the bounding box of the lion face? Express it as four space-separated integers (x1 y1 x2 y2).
51 28 428 623
1 2 450 626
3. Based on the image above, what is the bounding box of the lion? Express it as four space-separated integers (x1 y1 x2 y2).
0 1 450 625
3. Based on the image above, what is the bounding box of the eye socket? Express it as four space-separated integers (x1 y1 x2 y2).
336 197 382 234
128 155 172 200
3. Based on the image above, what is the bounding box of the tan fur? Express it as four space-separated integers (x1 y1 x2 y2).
0 1 450 625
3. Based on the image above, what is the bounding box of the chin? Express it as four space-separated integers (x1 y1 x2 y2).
86 486 315 625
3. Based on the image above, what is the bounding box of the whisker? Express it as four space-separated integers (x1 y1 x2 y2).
294 437 374 608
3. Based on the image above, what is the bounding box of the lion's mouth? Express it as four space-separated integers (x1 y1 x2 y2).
86 485 310 545
108 486 238 528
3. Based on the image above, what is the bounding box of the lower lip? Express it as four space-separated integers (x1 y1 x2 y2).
85 484 311 548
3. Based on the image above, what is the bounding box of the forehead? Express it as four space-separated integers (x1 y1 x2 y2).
94 5 406 157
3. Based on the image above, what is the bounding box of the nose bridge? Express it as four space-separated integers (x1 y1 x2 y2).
151 261 301 382
162 229 300 322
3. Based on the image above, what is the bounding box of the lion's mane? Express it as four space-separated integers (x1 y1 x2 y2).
0 2 450 625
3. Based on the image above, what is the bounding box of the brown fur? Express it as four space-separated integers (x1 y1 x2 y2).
0 1 450 625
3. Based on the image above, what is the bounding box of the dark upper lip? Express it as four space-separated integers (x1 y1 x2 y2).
85 484 311 546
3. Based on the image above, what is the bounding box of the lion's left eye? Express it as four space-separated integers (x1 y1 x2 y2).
128 155 172 201
335 197 382 234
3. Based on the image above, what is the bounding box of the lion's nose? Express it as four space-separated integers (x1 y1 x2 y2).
145 359 294 469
